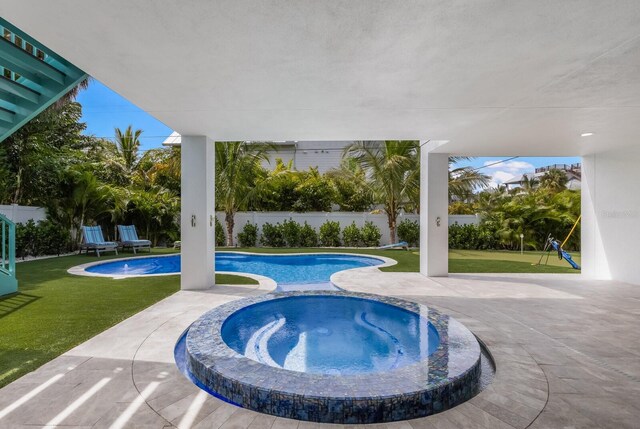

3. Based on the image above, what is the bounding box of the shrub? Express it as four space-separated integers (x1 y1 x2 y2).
237 222 258 247
292 171 335 212
319 220 341 247
214 216 226 247
282 219 302 247
16 219 70 259
397 219 420 247
342 221 362 247
448 223 499 250
299 221 318 247
361 221 381 247
260 222 286 247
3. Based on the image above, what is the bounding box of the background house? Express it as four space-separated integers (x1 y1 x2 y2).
504 163 581 191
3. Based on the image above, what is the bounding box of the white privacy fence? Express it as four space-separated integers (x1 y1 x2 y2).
0 204 46 224
216 212 480 246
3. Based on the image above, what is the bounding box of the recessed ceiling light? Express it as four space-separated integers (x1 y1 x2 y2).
581 132 594 137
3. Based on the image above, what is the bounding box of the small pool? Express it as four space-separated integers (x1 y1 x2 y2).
80 252 385 291
221 295 440 375
182 291 484 423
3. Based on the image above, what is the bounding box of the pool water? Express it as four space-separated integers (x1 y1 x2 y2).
85 252 383 291
221 295 440 375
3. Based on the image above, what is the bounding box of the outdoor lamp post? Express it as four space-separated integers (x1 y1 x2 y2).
520 233 524 255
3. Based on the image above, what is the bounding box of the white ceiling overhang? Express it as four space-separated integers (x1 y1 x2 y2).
2 1 640 155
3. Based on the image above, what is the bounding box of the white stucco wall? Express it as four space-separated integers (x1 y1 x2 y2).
582 149 640 284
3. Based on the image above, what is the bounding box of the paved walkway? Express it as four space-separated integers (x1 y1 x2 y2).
0 268 639 428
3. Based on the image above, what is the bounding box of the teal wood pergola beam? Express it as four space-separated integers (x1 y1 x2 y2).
0 38 65 85
0 107 14 123
0 72 87 142
0 77 39 104
0 19 77 78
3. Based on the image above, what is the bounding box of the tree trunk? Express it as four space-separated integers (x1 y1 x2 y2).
225 210 235 247
388 216 397 244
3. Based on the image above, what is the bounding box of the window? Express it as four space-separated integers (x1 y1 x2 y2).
14 35 22 48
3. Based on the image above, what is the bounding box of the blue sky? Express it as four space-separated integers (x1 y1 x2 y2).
77 80 580 186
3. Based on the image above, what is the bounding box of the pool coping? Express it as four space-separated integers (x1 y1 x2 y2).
185 290 482 423
66 251 398 283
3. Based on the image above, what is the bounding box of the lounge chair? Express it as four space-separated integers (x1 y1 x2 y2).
80 226 118 257
117 225 151 254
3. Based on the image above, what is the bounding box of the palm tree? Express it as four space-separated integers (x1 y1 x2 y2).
215 142 271 246
325 158 374 212
53 77 91 108
519 174 539 193
344 141 418 243
448 157 490 203
114 126 143 180
539 169 568 193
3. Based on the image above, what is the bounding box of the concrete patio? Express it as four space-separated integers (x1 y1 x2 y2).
0 268 638 428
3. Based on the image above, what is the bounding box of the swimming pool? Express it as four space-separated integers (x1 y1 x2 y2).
73 252 388 291
181 291 485 423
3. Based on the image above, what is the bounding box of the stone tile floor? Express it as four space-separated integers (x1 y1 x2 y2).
0 269 638 428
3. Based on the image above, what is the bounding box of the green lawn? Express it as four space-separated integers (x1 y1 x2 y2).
0 246 579 389
225 247 581 274
448 249 581 274
0 249 255 388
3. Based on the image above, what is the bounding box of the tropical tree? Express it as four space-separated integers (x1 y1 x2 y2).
0 101 89 205
139 147 181 193
253 159 299 211
539 169 568 193
326 158 374 212
518 174 539 194
344 140 418 243
127 188 179 245
46 166 110 248
448 157 490 203
113 125 143 182
215 141 271 246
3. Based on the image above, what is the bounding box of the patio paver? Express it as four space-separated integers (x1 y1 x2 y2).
0 269 639 428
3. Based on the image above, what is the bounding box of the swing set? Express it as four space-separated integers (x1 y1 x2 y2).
535 215 581 270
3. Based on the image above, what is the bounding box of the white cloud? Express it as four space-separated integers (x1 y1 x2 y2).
483 160 534 173
482 160 535 188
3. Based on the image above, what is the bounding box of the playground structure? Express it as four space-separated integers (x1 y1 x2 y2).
379 241 409 250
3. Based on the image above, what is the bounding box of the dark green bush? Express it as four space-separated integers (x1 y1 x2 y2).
397 219 420 247
361 221 381 247
237 222 258 247
282 219 302 247
16 219 70 259
299 221 318 247
342 221 362 247
260 222 286 247
214 216 226 247
448 223 499 250
319 220 341 247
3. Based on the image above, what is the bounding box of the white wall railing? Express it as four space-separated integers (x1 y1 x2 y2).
0 204 46 224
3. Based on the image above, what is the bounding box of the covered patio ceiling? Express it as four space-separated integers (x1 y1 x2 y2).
2 1 640 156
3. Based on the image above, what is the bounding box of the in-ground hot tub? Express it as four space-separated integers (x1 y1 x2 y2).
182 291 482 423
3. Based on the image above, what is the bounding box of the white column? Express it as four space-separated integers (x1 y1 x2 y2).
419 144 449 277
581 153 612 280
181 136 215 290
